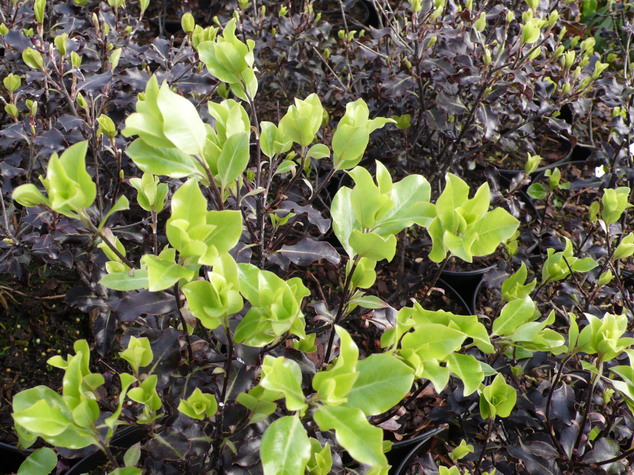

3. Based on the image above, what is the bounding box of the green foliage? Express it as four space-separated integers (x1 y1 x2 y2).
542 238 598 283
234 263 309 347
261 415 311 475
577 312 634 361
383 302 492 394
427 173 519 263
198 19 257 101
501 263 536 302
479 374 517 419
119 336 153 374
129 172 168 213
17 448 57 475
332 161 433 262
601 187 632 224
332 99 394 170
178 388 218 420
12 141 95 218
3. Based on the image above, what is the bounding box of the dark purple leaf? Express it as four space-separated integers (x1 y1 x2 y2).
116 290 176 322
279 201 331 234
77 72 113 93
279 238 340 266
4 31 31 51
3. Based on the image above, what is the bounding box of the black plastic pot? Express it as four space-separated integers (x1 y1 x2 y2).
389 427 447 475
0 441 32 474
440 266 494 315
65 426 148 475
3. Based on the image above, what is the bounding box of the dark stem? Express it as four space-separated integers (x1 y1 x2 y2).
323 257 359 365
212 324 234 471
473 418 494 475
545 353 574 458
81 215 135 268
572 358 602 459
173 283 194 362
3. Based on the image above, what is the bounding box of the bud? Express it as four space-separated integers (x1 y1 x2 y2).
570 36 579 48
323 48 331 59
427 36 437 48
34 0 46 24
26 99 37 116
562 82 571 93
553 45 564 59
505 11 514 23
522 9 533 22
70 51 82 68
521 19 541 44
181 12 195 33
109 48 122 70
76 92 88 109
547 10 559 28
613 233 634 261
23 27 34 37
409 0 422 12
279 5 288 16
528 46 541 60
191 25 204 48
525 0 538 9
140 0 150 13
54 33 68 56
102 22 110 35
483 48 492 64
465 0 473 11
3 73 21 93
430 5 443 20
592 61 609 79
97 114 117 138
403 57 412 69
22 48 44 69
580 37 595 55
4 103 18 118
525 153 542 174
92 12 100 32
561 50 575 69
558 26 567 41
579 56 589 68
598 270 614 286
238 0 250 9
474 12 486 32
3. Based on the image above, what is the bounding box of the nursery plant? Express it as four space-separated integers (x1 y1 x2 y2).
2 0 634 474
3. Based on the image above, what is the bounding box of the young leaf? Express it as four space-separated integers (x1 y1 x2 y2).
157 83 207 156
126 139 202 178
261 415 311 475
260 356 308 412
217 132 249 187
314 406 388 468
343 353 414 416
17 448 57 475
493 296 537 337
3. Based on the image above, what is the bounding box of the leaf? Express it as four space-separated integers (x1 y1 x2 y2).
279 238 341 266
260 356 308 412
344 353 414 416
261 416 311 475
13 399 72 436
349 294 389 309
217 132 249 187
99 195 130 230
401 323 467 360
157 83 207 156
17 448 57 475
470 208 519 256
349 230 397 262
307 143 330 159
570 257 598 273
527 183 548 200
376 175 434 233
100 270 149 291
313 406 387 468
116 290 176 322
493 296 536 336
446 353 483 396
144 256 196 291
126 139 202 178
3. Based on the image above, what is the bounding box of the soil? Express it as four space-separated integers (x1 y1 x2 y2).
0 276 90 444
